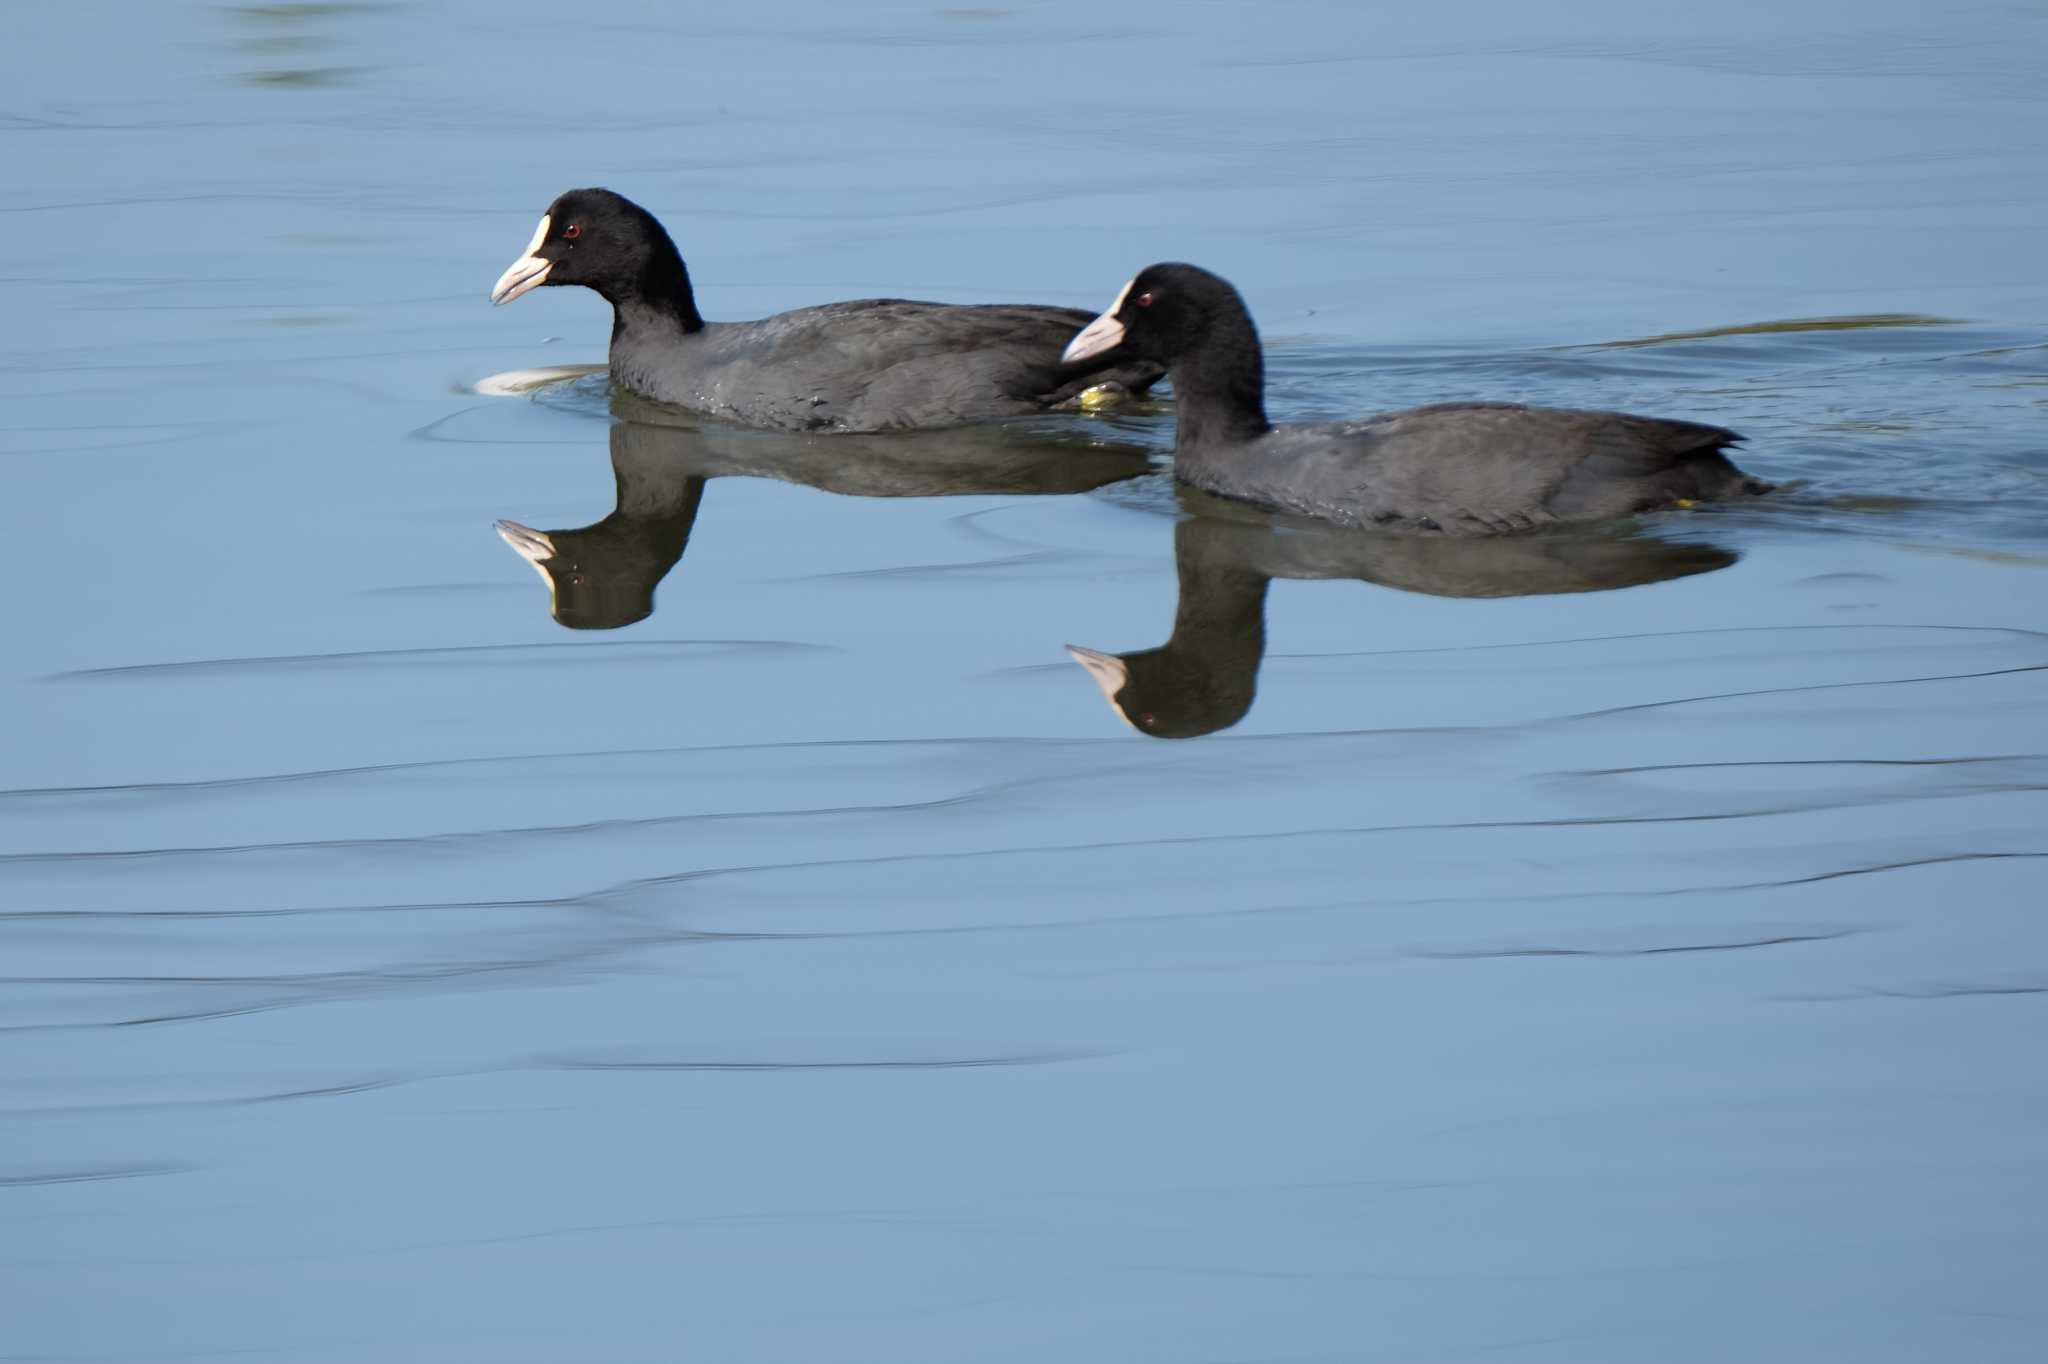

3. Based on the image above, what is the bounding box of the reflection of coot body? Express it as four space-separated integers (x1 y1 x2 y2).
1069 517 1739 739
1062 263 1772 531
498 416 1156 630
490 189 1162 432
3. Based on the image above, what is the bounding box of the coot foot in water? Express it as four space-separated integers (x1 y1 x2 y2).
1061 264 1772 533
490 188 1163 433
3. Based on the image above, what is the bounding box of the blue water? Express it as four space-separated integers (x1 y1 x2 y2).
4 3 2046 1361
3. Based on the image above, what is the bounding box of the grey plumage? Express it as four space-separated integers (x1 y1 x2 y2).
610 297 1158 433
1180 400 1762 533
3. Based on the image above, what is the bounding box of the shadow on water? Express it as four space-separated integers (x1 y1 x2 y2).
1067 512 1737 738
495 407 1156 629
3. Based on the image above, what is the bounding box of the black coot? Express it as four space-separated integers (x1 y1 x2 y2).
1061 263 1771 533
491 189 1161 433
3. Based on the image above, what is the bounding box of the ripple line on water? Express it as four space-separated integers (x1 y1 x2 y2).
46 637 834 682
1409 930 1860 960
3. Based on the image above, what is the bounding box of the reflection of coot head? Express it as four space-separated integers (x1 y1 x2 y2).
1064 524 1268 738
495 422 707 631
1068 517 1739 740
1067 638 1259 740
496 507 699 630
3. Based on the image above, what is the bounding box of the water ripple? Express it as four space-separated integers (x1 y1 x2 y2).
47 638 833 682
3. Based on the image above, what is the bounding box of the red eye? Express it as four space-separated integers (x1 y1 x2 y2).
563 223 582 241
1134 292 1154 308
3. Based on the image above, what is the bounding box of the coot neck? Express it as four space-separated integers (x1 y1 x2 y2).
1168 309 1271 449
606 238 705 339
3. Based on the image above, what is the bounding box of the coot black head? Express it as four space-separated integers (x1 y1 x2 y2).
1058 264 1248 365
490 188 701 327
1062 263 1269 445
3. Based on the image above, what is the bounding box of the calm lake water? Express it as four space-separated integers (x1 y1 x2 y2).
6 2 2047 1361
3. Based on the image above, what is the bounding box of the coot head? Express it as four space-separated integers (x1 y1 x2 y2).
490 188 693 312
1060 263 1250 367
1064 263 1269 445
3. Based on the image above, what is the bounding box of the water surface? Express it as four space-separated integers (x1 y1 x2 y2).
5 3 2047 1361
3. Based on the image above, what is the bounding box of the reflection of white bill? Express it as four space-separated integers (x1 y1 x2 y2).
471 364 606 397
1065 644 1135 730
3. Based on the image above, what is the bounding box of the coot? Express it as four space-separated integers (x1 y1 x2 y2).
1061 263 1771 533
491 188 1161 432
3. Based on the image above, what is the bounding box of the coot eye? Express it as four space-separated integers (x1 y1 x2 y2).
1134 292 1154 308
563 223 582 241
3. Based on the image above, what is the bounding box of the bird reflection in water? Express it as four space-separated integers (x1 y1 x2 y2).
496 408 1156 629
1068 507 1738 739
